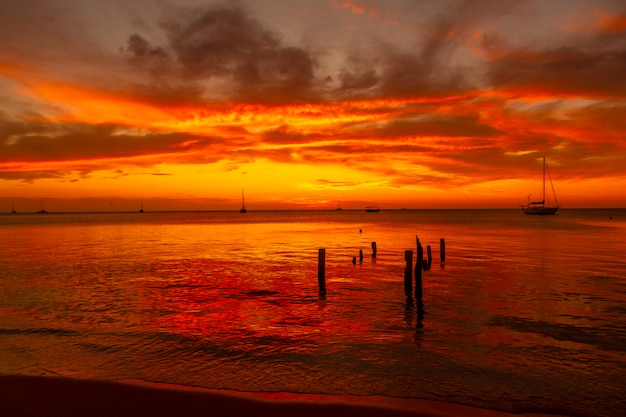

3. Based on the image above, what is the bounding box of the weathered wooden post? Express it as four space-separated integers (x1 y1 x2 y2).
359 249 363 263
415 236 424 311
371 241 377 258
404 250 413 297
440 238 446 263
318 248 326 296
426 245 432 270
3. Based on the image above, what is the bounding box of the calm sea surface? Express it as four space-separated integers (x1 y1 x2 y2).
1 209 625 416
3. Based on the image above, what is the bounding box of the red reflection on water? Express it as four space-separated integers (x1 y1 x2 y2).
136 255 327 348
135 244 414 356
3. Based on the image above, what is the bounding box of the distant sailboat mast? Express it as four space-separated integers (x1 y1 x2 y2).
37 199 48 214
542 157 546 205
547 161 559 208
240 188 247 213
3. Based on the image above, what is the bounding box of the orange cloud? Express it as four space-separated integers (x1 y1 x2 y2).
333 0 389 20
596 9 626 33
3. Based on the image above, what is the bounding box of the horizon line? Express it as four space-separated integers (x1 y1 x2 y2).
2 207 625 214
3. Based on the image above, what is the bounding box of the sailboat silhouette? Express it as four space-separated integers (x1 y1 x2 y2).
522 157 559 215
240 189 247 213
37 199 48 214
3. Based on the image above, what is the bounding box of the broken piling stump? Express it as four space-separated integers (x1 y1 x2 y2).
404 250 413 297
440 238 446 263
318 248 326 296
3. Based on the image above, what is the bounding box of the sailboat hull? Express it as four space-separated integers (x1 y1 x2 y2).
522 206 558 215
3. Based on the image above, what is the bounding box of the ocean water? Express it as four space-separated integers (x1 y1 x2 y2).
1 209 625 416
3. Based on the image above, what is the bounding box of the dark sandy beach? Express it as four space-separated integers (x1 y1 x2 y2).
0 375 569 417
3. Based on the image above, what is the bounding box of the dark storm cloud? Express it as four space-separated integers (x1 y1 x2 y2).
375 39 465 98
372 115 502 138
485 43 626 97
0 111 47 141
481 5 626 98
126 34 168 59
125 4 317 103
333 0 520 99
337 67 379 92
163 6 276 77
0 116 215 164
260 113 500 152
122 2 486 103
0 1 85 57
0 170 72 183
335 43 468 99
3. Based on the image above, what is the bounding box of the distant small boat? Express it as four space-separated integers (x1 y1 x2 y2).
335 200 342 211
365 206 380 212
139 200 144 213
11 203 16 214
240 188 247 213
37 199 48 214
522 157 559 215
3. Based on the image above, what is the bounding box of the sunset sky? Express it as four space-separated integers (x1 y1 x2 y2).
1 0 626 211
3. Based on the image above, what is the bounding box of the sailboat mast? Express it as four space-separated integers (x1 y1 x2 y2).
542 156 546 205
240 188 247 213
548 162 559 208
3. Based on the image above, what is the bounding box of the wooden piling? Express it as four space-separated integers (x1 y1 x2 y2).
359 249 363 263
440 238 446 263
318 248 326 295
427 245 432 270
415 237 423 301
371 242 377 258
404 250 413 297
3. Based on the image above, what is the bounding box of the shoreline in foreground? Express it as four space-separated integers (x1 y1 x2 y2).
0 375 571 417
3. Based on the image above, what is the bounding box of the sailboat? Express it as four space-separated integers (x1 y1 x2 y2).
37 199 48 214
11 203 16 214
522 156 559 215
240 189 247 213
139 200 144 213
335 200 342 211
